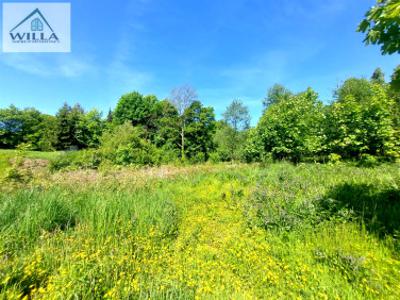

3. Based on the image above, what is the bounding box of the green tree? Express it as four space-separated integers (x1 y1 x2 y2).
216 100 250 161
334 78 375 103
326 79 399 158
263 84 292 109
153 100 180 150
242 127 263 162
257 88 325 162
358 0 400 54
113 92 158 137
223 99 250 132
389 65 400 129
76 109 104 148
106 109 113 123
184 101 216 162
371 68 386 84
212 121 232 162
55 103 84 150
390 65 400 90
35 114 58 151
0 106 57 150
0 106 28 148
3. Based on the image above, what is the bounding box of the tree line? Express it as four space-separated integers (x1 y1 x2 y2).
1 0 399 166
1 67 399 166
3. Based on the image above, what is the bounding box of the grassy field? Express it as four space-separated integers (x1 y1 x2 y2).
0 154 399 299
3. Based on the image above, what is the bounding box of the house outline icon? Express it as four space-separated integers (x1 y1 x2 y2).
10 8 54 33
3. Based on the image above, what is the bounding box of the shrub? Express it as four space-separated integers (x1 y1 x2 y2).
4 153 33 183
189 152 205 164
99 122 160 166
49 149 101 171
246 186 318 232
158 147 180 164
328 153 342 164
358 154 379 167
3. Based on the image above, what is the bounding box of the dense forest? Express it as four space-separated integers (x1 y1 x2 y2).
1 67 400 168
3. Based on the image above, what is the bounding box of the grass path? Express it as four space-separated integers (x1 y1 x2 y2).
170 178 264 298
144 175 299 299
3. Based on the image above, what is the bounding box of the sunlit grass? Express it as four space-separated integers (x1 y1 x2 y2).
0 162 399 299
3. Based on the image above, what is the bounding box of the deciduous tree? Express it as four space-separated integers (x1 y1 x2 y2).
169 85 197 160
358 0 400 54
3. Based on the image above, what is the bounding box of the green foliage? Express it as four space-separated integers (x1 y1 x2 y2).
1 75 399 165
358 0 400 54
326 79 399 159
214 122 248 162
214 100 250 162
99 122 160 166
263 84 292 109
327 153 342 164
322 181 400 235
358 153 379 167
213 122 234 162
183 101 216 162
113 92 158 130
152 100 180 150
390 64 400 90
222 99 250 132
0 106 57 151
55 103 85 150
257 88 325 162
242 127 263 163
75 109 104 148
371 67 386 84
49 150 102 171
4 156 32 183
248 185 317 232
334 78 375 102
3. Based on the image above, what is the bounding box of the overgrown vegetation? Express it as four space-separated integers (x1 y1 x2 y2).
0 162 399 299
2 68 399 169
0 1 400 298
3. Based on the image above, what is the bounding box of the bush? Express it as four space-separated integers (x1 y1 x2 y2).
328 153 342 164
189 152 206 164
49 149 101 171
208 152 222 163
246 186 318 232
358 154 379 167
158 147 180 164
4 153 33 183
99 122 160 166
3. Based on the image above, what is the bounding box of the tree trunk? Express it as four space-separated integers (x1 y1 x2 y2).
181 128 185 161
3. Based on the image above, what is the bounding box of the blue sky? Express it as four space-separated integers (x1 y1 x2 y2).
0 0 398 124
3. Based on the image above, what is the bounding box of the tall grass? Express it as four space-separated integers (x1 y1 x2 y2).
0 162 399 299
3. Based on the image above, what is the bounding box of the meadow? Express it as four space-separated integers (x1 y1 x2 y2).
0 151 399 299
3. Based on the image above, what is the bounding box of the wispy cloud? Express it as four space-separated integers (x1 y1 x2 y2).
0 53 95 78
